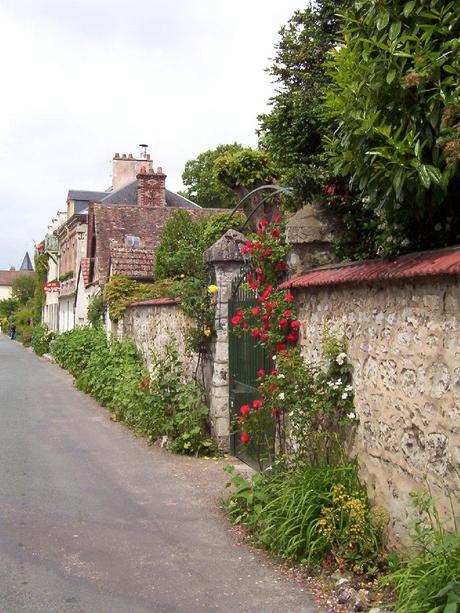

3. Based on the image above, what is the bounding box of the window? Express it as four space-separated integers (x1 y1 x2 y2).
125 235 141 247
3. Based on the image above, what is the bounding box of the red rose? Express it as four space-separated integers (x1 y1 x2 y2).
242 322 249 329
260 333 269 342
256 228 264 235
263 314 270 322
246 272 252 280
274 214 282 223
262 249 272 257
286 333 298 343
260 218 268 227
251 328 260 337
284 293 294 302
257 369 265 377
245 240 252 247
291 320 300 329
240 405 250 415
255 241 262 249
250 281 258 290
252 306 260 316
231 315 241 325
270 368 277 375
279 318 288 328
240 433 250 443
242 246 248 254
252 399 263 408
263 324 270 331
276 343 286 352
277 262 286 272
271 229 280 238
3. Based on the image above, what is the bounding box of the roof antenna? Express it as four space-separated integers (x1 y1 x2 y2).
139 144 148 159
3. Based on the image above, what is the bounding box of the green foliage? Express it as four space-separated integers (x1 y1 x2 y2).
11 274 35 305
103 276 162 322
258 2 344 203
325 0 460 256
52 329 218 456
58 271 73 282
384 489 460 612
0 297 20 319
154 210 207 281
31 324 55 356
180 143 243 208
224 463 385 571
215 147 277 192
87 294 105 328
52 326 106 376
32 251 48 324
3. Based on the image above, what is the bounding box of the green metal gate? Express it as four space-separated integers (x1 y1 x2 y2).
228 264 273 469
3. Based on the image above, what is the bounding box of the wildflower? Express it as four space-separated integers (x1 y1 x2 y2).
347 412 356 420
240 433 250 443
207 284 218 294
272 355 276 361
336 352 347 365
342 392 348 399
277 374 285 379
203 327 212 337
278 392 285 400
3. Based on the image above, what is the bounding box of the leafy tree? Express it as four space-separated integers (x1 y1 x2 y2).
32 251 48 324
325 0 460 256
12 274 35 305
154 210 245 282
258 2 344 203
179 143 244 208
0 297 20 319
214 148 277 199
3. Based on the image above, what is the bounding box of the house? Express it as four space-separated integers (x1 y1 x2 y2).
48 147 209 332
42 211 67 331
0 254 35 301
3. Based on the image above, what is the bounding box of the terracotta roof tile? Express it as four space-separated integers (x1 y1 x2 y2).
280 245 460 290
110 247 154 279
0 270 34 286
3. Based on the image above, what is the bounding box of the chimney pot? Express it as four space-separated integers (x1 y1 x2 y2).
114 153 120 159
156 166 163 174
128 153 133 160
122 154 127 159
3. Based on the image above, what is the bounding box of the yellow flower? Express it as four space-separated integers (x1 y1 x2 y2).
203 327 212 337
207 284 218 294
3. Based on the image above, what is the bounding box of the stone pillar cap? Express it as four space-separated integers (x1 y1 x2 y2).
204 229 247 264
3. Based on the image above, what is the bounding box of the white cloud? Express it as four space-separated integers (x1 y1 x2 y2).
0 0 304 268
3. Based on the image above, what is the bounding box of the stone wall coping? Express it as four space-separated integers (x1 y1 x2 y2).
129 296 180 307
280 245 460 290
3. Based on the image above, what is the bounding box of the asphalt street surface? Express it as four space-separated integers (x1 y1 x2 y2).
0 336 320 613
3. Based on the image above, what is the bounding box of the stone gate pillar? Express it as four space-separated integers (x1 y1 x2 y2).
204 229 247 450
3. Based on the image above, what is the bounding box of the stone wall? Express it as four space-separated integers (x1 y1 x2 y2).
122 299 199 377
294 276 460 540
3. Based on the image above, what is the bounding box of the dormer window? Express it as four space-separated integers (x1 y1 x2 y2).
125 235 141 247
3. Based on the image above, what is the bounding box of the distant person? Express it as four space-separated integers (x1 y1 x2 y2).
10 323 16 340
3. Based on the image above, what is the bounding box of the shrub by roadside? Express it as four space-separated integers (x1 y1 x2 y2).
51 327 218 456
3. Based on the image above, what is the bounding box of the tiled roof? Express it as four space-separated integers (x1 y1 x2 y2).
110 247 154 279
89 204 226 284
280 245 460 291
130 297 180 307
0 269 34 286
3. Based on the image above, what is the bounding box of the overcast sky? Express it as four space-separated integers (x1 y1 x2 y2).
0 0 305 270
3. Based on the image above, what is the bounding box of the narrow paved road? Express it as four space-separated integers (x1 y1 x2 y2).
0 336 319 613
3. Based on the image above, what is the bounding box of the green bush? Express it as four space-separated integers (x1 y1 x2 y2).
224 463 386 572
31 324 55 356
384 490 460 612
52 328 217 456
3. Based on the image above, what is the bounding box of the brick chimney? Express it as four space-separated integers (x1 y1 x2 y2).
137 166 167 208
